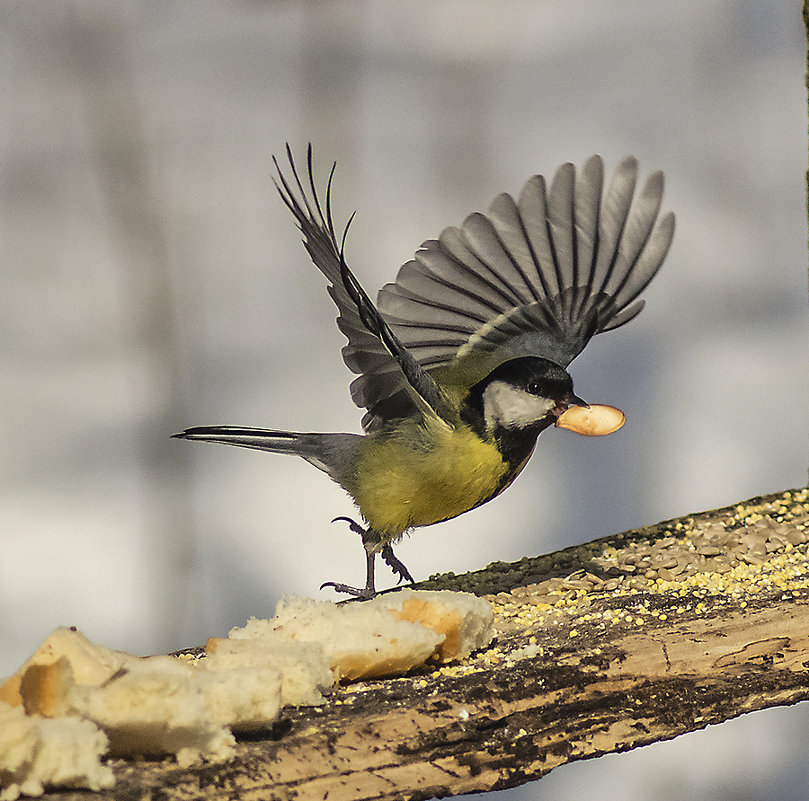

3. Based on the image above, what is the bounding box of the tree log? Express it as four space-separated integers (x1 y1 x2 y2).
49 487 809 800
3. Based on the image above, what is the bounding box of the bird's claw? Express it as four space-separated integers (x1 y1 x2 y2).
319 580 376 600
381 544 414 585
331 516 369 540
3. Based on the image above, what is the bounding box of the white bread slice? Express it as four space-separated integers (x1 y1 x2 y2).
0 701 113 801
68 655 283 764
228 596 444 681
68 656 234 767
370 590 494 661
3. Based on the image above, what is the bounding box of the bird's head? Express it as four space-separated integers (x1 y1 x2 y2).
468 356 588 433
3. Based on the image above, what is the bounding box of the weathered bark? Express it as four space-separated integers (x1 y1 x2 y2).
47 487 809 800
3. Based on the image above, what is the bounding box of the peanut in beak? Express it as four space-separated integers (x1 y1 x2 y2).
555 404 626 437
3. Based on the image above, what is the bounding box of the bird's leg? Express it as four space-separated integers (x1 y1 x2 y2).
320 517 414 599
320 524 378 599
319 547 377 599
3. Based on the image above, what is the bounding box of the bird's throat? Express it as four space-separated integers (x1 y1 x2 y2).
460 388 549 472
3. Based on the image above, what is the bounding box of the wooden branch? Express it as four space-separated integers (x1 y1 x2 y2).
51 488 809 801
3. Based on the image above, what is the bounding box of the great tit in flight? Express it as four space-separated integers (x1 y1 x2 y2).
175 146 674 598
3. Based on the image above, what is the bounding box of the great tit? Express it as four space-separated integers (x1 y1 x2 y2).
175 146 674 598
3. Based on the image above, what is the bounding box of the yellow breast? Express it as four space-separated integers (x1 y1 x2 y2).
347 419 510 539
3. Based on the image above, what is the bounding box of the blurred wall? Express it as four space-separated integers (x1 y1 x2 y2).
1 2 808 800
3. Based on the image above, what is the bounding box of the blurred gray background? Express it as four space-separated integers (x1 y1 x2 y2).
2 1 808 799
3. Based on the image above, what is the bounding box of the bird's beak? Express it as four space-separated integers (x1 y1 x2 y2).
568 393 589 409
553 392 589 418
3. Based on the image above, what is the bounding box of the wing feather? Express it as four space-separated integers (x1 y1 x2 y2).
546 162 577 299
459 212 538 304
516 175 560 298
375 155 673 401
589 156 638 293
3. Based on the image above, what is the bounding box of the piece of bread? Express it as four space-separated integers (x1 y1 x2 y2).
0 701 113 801
192 664 284 735
1 589 493 788
68 654 283 764
68 656 234 766
371 590 494 661
229 597 445 681
0 627 130 708
203 636 335 706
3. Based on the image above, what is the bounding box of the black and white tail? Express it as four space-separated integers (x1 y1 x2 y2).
172 426 361 482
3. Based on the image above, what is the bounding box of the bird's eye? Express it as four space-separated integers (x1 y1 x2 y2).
526 382 542 396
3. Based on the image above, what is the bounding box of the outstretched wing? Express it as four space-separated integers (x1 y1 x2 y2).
273 145 454 426
351 155 674 423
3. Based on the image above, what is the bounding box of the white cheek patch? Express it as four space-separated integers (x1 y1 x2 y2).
482 381 556 430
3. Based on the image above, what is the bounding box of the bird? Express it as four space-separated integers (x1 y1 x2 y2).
174 145 674 598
